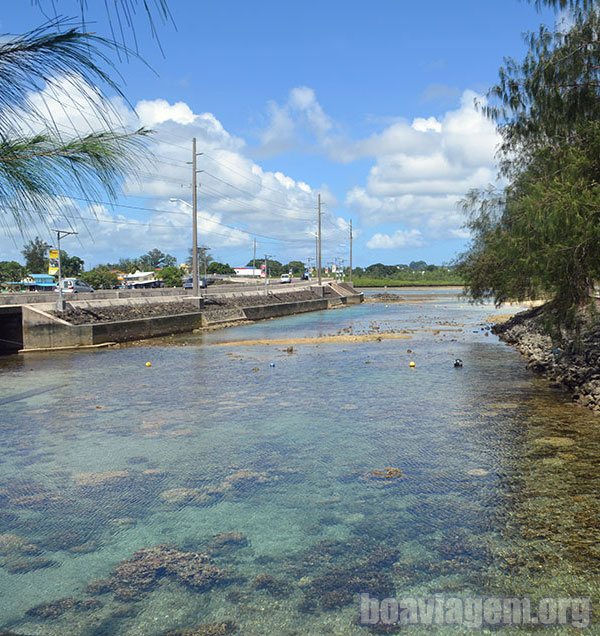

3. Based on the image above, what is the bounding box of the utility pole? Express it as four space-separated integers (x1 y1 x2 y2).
191 137 199 297
253 238 257 275
264 254 271 293
349 219 353 284
317 193 322 285
52 229 78 313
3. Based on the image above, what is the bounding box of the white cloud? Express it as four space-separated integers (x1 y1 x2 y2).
344 90 500 243
1 79 499 265
411 116 442 133
259 86 334 155
136 99 196 126
366 229 424 249
253 86 497 247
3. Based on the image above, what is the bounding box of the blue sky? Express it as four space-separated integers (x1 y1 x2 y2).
1 0 556 268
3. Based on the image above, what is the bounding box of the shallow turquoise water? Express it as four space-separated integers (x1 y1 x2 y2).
0 292 598 634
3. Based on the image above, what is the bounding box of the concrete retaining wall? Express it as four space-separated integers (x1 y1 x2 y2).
91 313 202 345
0 280 318 305
9 282 362 353
242 298 329 321
20 305 202 350
22 306 93 350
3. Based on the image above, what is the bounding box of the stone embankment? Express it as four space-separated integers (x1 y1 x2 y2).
494 305 600 413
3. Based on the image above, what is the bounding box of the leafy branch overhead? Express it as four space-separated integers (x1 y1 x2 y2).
31 0 174 52
0 21 151 229
0 129 150 228
0 23 129 131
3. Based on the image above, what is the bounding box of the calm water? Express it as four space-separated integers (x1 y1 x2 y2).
0 291 598 634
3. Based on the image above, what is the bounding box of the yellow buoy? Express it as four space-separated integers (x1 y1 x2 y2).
409 361 416 368
145 361 152 367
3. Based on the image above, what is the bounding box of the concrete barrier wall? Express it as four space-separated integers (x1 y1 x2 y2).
20 306 202 350
32 295 202 314
22 306 93 349
13 283 361 352
0 287 189 305
0 280 319 305
242 298 329 321
91 313 202 345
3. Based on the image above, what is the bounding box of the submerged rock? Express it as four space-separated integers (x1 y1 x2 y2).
251 573 290 598
466 468 490 477
161 469 276 508
160 488 213 505
107 545 232 600
533 436 576 448
365 467 403 480
73 470 130 487
0 533 39 556
26 597 102 619
4 556 57 574
163 622 237 636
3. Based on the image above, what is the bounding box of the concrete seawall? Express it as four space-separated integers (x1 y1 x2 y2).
242 298 329 321
2 284 363 353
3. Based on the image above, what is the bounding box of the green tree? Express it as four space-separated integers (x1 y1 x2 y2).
459 7 600 316
263 259 284 276
208 262 235 275
139 248 177 270
188 247 213 271
0 261 25 283
61 252 84 277
21 237 50 273
286 260 305 276
160 265 183 287
116 258 140 274
80 266 119 289
365 263 398 278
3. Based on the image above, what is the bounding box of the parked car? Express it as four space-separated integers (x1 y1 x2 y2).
280 274 292 283
55 278 94 293
182 276 207 289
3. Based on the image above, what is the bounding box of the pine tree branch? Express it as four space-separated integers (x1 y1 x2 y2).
0 128 151 227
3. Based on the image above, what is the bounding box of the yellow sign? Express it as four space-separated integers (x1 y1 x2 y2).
48 249 59 275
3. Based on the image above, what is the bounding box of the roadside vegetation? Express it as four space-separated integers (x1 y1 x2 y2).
457 0 600 323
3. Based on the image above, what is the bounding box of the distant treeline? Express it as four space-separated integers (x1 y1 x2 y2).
351 262 462 287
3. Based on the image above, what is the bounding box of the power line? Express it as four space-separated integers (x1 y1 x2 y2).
197 182 317 224
204 153 310 197
203 171 314 219
53 195 313 244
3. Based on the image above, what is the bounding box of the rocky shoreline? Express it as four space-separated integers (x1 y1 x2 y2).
493 304 600 413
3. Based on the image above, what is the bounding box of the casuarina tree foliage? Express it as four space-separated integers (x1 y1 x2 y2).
458 4 600 317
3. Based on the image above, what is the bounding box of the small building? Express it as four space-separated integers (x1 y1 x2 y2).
123 271 164 289
3 274 56 292
233 267 262 277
